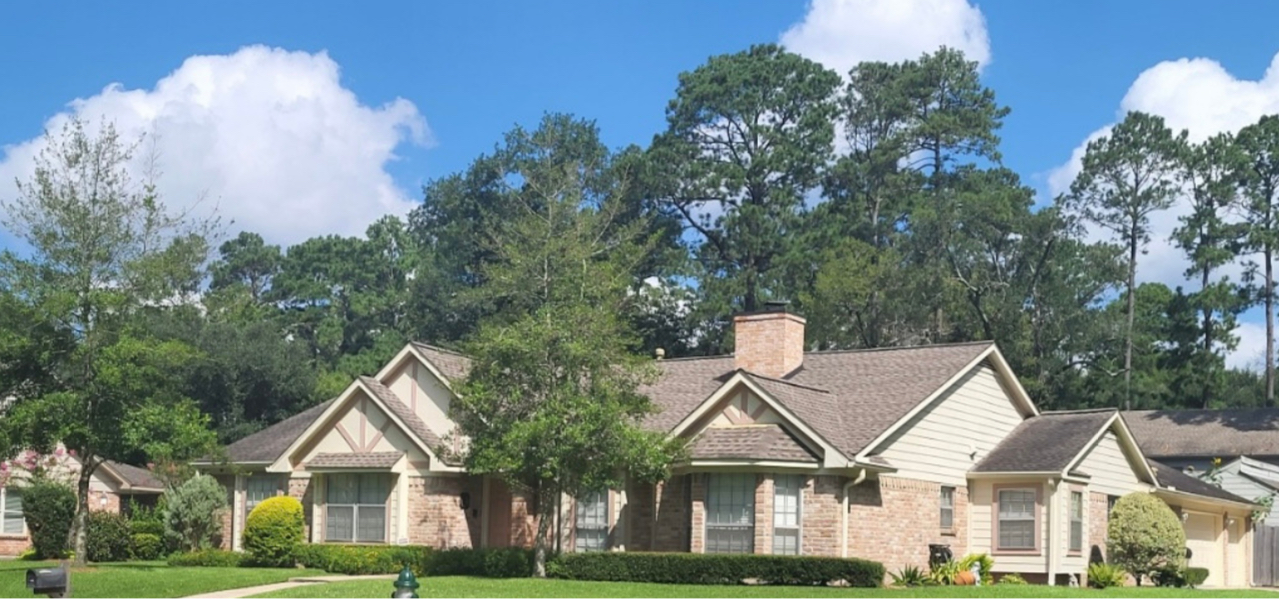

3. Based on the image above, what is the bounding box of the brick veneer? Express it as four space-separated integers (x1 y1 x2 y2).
289 477 312 541
754 475 774 554
1088 492 1108 563
689 474 706 553
88 490 120 513
0 536 30 555
847 475 967 575
652 475 690 551
733 312 806 378
406 476 482 548
803 475 844 556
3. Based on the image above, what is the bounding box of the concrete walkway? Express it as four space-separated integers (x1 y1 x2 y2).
185 574 394 598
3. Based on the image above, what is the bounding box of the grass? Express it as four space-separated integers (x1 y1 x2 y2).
253 576 1279 598
0 560 323 598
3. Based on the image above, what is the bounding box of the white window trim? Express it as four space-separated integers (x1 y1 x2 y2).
705 474 755 554
1069 490 1084 554
323 474 389 544
0 487 24 536
574 490 610 553
773 475 803 556
940 486 955 532
994 487 1039 553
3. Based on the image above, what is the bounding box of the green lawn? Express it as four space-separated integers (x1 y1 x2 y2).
0 561 323 598
253 577 1279 598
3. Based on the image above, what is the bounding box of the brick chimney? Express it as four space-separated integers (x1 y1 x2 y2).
733 301 806 378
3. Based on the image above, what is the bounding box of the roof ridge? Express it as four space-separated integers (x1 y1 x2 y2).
411 341 472 359
1041 408 1118 416
657 354 735 363
801 340 995 357
742 371 831 394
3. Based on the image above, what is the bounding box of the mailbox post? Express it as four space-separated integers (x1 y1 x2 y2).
26 564 69 598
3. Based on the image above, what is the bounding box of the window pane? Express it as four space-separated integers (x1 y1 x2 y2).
773 528 799 556
773 476 801 529
999 520 1035 549
2 489 22 535
326 474 357 504
325 505 353 542
575 491 609 552
358 474 389 505
940 487 954 529
706 474 754 554
706 526 752 554
246 476 280 512
356 506 386 542
1071 521 1083 552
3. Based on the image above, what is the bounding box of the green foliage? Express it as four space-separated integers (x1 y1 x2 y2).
164 473 229 552
928 559 962 585
129 504 166 537
1107 492 1186 584
241 496 304 567
429 547 535 578
1184 567 1210 588
22 476 76 559
1088 562 1128 588
130 533 163 561
889 565 930 587
86 511 132 563
547 552 884 587
997 572 1029 585
956 553 995 585
293 544 430 575
167 549 246 568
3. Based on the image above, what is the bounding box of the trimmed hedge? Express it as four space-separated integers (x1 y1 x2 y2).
130 533 164 561
167 549 246 567
87 511 133 563
547 552 885 587
293 544 431 575
430 547 534 578
242 496 304 567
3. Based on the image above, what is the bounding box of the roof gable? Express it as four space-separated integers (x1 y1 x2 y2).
974 410 1118 474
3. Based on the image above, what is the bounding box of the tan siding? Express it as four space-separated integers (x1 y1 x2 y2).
877 366 1026 487
970 479 1050 574
1075 431 1150 497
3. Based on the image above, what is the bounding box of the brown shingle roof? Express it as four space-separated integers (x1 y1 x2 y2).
223 399 336 463
357 376 460 466
689 425 819 463
1125 409 1279 458
1149 460 1253 504
411 342 472 382
973 410 1116 473
104 461 164 491
640 355 737 433
307 452 403 469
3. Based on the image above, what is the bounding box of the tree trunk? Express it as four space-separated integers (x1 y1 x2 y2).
533 493 552 578
1124 236 1137 411
1268 245 1275 406
69 458 93 566
1202 264 1212 409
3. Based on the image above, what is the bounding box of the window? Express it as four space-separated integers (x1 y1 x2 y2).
1 487 22 535
773 475 802 555
325 473 389 543
1107 495 1119 516
574 491 609 552
705 474 754 554
246 476 281 514
996 488 1036 551
940 486 955 530
1069 491 1083 553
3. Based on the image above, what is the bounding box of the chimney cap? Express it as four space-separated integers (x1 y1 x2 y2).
763 300 791 312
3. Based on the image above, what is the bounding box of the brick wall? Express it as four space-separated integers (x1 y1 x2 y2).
215 474 234 550
753 475 774 554
847 475 967 575
652 475 690 551
0 536 30 555
289 477 312 541
88 490 120 513
732 312 806 377
1088 492 1108 564
689 474 706 553
803 475 844 556
406 476 483 548
624 481 654 550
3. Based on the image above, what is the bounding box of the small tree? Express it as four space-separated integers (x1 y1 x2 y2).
242 496 304 567
1107 492 1186 585
164 473 228 551
22 476 77 559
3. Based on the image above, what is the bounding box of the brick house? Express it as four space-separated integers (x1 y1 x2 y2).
197 306 1257 586
0 456 164 555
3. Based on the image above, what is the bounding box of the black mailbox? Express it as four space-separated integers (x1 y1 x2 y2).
26 566 68 597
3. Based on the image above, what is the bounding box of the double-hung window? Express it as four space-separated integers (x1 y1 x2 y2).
705 474 754 554
246 476 281 515
325 474 389 543
773 475 802 555
996 488 1036 551
1 487 22 535
940 486 955 530
1069 491 1084 553
574 491 609 552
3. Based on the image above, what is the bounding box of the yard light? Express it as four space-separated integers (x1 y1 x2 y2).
392 565 420 598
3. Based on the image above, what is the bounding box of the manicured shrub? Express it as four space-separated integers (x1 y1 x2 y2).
130 533 164 561
1153 565 1209 588
547 552 884 587
997 573 1028 585
86 511 132 562
164 474 228 551
1184 567 1209 588
22 477 76 559
428 547 534 578
167 549 245 567
242 496 304 567
1107 492 1185 585
1088 562 1127 588
293 544 432 575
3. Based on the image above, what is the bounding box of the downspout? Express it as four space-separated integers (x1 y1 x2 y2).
1046 478 1058 586
841 469 868 558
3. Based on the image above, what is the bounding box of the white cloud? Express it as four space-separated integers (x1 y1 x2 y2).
0 45 429 248
780 0 991 76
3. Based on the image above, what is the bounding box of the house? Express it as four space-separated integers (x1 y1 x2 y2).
0 455 165 555
197 306 1256 586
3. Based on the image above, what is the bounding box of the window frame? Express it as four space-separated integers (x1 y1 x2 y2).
772 475 803 556
992 485 1040 555
0 486 24 536
704 473 755 554
573 490 610 553
323 473 389 544
940 486 955 533
1068 489 1084 554
245 475 282 514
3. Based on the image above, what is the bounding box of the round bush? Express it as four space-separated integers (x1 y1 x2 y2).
242 495 304 567
22 478 76 559
130 533 163 561
1107 492 1185 584
87 511 132 562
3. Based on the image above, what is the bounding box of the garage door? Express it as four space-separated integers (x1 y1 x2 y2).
1185 513 1223 587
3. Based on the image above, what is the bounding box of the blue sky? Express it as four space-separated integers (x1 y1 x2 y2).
3 0 1279 365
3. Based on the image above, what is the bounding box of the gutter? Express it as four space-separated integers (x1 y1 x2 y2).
841 469 869 558
1153 487 1258 511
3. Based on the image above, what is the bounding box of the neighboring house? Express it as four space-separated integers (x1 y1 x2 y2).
0 455 164 555
197 307 1256 586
